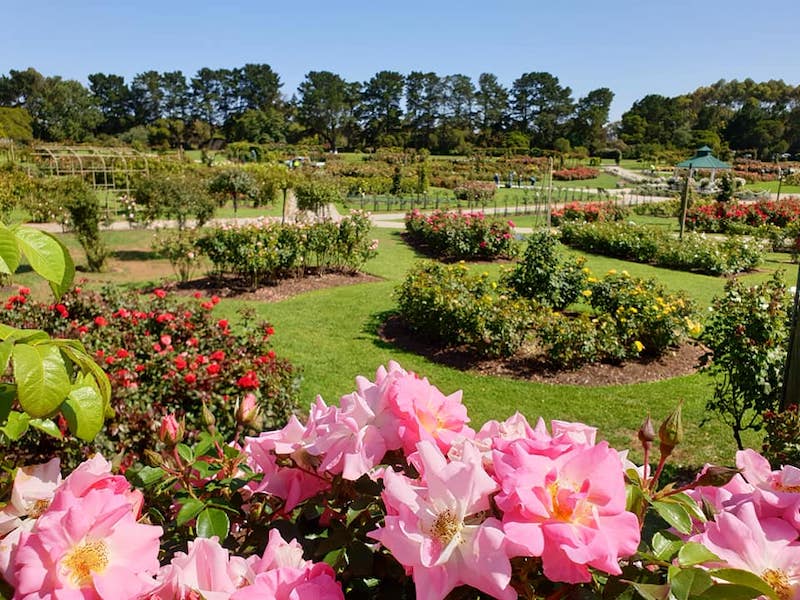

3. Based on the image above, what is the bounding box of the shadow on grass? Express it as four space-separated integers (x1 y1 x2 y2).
113 250 160 261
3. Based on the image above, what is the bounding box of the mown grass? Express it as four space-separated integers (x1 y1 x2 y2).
211 227 764 467
10 222 791 468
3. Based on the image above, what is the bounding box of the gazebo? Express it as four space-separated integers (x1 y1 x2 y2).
675 145 731 183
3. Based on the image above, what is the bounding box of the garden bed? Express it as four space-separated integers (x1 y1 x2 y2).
379 314 706 385
171 270 383 302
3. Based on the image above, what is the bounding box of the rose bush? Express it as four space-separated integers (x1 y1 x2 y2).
404 209 518 260
1 286 300 469
0 361 789 600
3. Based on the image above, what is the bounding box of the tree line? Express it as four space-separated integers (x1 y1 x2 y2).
0 65 798 159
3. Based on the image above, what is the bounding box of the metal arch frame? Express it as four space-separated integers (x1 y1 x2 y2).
31 145 151 195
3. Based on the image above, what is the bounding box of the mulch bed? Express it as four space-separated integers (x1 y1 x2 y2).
379 314 707 386
168 272 705 386
170 271 383 302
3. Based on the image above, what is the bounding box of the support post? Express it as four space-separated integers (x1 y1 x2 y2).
679 165 693 240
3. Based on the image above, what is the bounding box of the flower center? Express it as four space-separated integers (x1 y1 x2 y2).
548 482 575 521
62 539 109 587
28 499 51 518
762 568 791 600
430 509 462 546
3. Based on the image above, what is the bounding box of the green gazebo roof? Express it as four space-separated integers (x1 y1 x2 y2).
676 146 731 169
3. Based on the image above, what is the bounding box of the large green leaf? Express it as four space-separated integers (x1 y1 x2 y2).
196 507 229 540
653 499 693 534
670 567 714 600
0 224 20 274
13 343 71 418
677 542 719 567
177 499 206 526
62 385 104 441
651 531 683 561
0 383 15 424
13 226 69 290
711 569 778 599
57 344 112 414
0 411 30 441
29 418 63 439
48 236 75 299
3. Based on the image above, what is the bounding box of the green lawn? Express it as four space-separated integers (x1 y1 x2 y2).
11 222 789 469
743 180 800 195
210 227 767 468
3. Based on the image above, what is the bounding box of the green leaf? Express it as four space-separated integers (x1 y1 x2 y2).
13 226 69 290
176 499 205 526
196 507 229 540
0 224 20 274
652 499 693 535
0 383 15 424
129 466 166 489
12 343 71 418
629 582 670 600
0 339 13 373
57 344 112 415
671 492 707 523
0 411 30 440
670 567 714 600
176 443 194 464
677 542 719 567
710 569 778 599
29 418 63 439
62 385 104 441
48 237 75 299
694 583 771 600
651 531 683 561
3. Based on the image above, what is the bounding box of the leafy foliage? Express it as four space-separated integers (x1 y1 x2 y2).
560 221 764 276
396 261 536 357
701 272 792 449
502 230 587 309
198 211 377 287
1 286 299 469
404 209 518 261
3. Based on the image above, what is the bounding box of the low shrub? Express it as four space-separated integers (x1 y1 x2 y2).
199 211 377 286
702 272 792 449
762 404 800 468
551 201 629 226
453 180 497 204
560 221 764 276
502 230 588 309
588 271 699 357
152 228 203 282
686 198 800 233
395 261 535 357
551 166 599 180
1 286 300 468
404 209 518 260
631 198 681 217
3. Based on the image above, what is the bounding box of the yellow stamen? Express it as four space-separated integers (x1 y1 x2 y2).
28 499 50 518
762 568 791 600
62 539 109 587
430 509 462 546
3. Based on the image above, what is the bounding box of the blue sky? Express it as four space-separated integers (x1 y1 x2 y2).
3 0 798 120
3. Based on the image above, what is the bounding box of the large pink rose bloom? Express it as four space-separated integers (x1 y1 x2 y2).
230 562 343 600
735 449 800 531
370 440 515 600
494 438 640 583
305 391 390 481
0 458 62 587
689 501 800 599
376 361 473 456
245 412 330 511
151 536 253 600
13 487 162 600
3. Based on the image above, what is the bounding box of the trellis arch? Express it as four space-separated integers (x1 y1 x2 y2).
32 145 150 195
